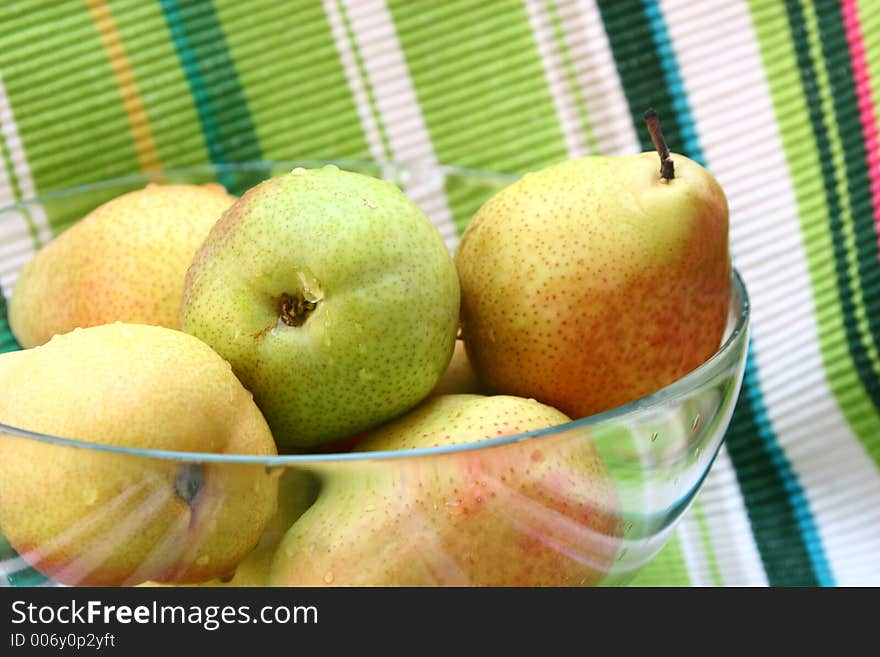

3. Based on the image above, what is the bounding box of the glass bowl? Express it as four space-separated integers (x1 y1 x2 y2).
0 161 749 587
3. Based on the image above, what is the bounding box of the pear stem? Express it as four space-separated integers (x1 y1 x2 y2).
279 292 317 327
644 108 674 181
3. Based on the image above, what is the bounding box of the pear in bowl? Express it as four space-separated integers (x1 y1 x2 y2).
0 323 278 586
269 394 621 586
181 165 460 450
140 468 318 588
8 183 235 347
455 111 730 419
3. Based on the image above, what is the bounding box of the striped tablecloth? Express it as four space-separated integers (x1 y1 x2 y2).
1 0 878 586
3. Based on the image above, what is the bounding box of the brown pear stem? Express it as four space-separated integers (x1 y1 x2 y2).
279 292 317 327
644 108 674 181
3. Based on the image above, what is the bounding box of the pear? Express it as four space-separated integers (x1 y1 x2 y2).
0 323 278 586
454 111 730 419
181 165 460 450
9 183 236 348
428 338 487 397
139 468 318 587
269 394 621 586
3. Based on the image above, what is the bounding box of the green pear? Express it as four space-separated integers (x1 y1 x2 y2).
9 183 236 348
180 165 460 450
0 323 279 586
454 112 730 419
269 394 621 586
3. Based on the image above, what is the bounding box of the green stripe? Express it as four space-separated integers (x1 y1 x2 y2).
107 0 210 168
592 1 684 153
860 0 880 120
692 499 724 586
590 417 698 586
0 1 140 210
211 1 369 163
597 0 820 586
545 0 599 154
808 0 880 407
387 0 568 231
755 0 880 465
335 0 393 162
160 0 261 193
628 534 691 586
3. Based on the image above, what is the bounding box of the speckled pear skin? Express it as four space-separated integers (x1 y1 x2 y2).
180 166 461 449
0 323 278 586
269 394 622 587
427 338 488 397
455 152 731 419
9 183 236 348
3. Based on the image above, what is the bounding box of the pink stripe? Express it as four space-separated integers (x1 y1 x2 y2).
841 0 880 248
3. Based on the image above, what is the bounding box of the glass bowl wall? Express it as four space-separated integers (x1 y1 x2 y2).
0 162 749 586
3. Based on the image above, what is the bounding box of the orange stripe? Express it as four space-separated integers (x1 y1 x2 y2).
86 0 161 172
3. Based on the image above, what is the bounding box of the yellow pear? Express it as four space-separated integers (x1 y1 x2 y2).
0 323 278 586
454 112 730 419
270 394 621 586
8 183 236 348
139 468 318 588
428 338 487 397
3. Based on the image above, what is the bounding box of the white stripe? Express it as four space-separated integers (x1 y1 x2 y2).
323 0 387 165
523 0 591 158
0 72 51 300
662 0 880 585
525 0 703 587
697 444 771 586
569 0 641 156
653 0 777 587
623 407 708 586
334 0 459 254
0 555 30 577
0 158 30 299
662 410 719 587
524 0 641 159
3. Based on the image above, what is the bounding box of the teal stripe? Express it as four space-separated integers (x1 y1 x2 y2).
159 0 262 192
640 0 834 588
809 0 880 415
0 294 21 354
724 353 829 586
596 0 828 586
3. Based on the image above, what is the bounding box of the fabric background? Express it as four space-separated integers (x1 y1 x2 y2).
0 0 878 586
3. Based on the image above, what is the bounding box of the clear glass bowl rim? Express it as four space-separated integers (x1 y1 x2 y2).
0 160 751 465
